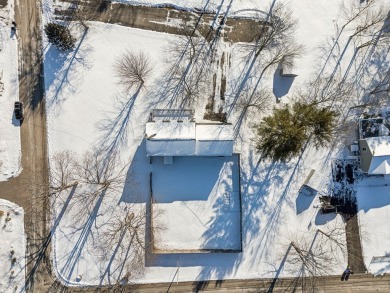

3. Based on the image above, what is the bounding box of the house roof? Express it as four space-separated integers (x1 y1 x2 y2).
368 157 390 174
366 136 390 157
196 124 234 141
145 121 234 156
146 121 195 140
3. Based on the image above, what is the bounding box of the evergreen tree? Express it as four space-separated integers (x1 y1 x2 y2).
44 23 76 51
256 102 338 162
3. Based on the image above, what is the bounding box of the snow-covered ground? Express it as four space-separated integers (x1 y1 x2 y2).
0 0 21 181
0 199 26 293
43 0 390 286
356 177 390 275
44 21 346 285
151 155 241 251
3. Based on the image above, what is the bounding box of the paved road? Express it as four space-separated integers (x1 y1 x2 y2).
0 0 51 292
50 273 390 292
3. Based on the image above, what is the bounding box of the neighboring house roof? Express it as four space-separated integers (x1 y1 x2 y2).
366 136 390 156
145 121 234 156
368 158 390 174
362 136 390 175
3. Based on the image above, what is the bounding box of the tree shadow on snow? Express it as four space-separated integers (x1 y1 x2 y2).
119 139 150 204
23 185 78 291
315 211 336 226
45 28 93 112
58 188 106 283
96 86 142 161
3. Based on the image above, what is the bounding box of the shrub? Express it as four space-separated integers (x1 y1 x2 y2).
44 23 76 51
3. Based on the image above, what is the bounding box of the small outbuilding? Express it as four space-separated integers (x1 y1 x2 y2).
145 109 234 157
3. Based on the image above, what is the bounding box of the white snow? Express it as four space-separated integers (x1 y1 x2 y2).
366 136 390 157
356 177 390 275
151 155 240 251
369 158 390 175
196 123 233 141
146 122 234 155
146 121 195 140
0 199 26 293
42 0 390 286
0 0 21 182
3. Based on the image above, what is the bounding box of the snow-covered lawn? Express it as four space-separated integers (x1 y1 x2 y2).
357 177 390 275
0 0 21 182
0 199 25 293
151 155 241 252
44 21 347 285
43 0 390 286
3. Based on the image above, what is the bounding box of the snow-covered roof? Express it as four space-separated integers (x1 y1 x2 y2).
368 157 390 175
196 124 234 141
146 121 195 140
145 122 234 156
366 136 390 157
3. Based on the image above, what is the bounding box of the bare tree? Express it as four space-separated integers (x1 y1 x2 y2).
114 50 153 92
50 151 78 192
237 88 273 120
166 62 208 106
162 32 212 107
71 0 111 30
244 3 299 59
98 206 147 282
0 71 4 97
232 2 302 108
283 223 348 291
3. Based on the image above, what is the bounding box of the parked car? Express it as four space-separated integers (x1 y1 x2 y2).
14 101 24 120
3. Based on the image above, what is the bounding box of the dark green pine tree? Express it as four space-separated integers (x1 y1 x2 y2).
256 105 306 162
44 23 76 51
256 102 338 162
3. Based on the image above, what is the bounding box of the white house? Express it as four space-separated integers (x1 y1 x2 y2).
359 136 390 175
145 110 234 157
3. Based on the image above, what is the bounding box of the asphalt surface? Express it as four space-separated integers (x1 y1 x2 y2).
56 0 263 43
0 0 52 292
1 0 389 292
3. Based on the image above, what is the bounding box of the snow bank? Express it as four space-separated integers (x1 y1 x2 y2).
0 0 21 182
0 199 25 293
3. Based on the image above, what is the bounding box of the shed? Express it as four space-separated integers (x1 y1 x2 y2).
280 56 298 77
145 119 234 157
